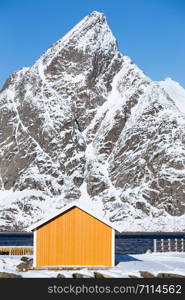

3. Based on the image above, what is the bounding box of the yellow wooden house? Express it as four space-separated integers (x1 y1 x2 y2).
29 202 121 267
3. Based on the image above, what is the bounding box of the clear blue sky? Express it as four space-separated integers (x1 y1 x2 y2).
0 0 185 88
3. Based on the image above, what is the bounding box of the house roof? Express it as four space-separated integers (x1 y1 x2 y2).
27 201 121 232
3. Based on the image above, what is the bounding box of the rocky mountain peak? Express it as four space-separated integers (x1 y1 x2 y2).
34 10 118 73
0 12 185 232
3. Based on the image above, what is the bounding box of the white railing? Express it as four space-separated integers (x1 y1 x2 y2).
153 238 185 252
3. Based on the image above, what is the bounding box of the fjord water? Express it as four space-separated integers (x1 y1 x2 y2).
0 232 185 255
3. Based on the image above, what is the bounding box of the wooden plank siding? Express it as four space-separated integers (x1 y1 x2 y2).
35 207 112 267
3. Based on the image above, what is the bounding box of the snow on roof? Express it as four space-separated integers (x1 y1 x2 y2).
28 201 121 232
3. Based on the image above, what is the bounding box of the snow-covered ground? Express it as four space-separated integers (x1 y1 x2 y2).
115 252 185 277
0 252 185 278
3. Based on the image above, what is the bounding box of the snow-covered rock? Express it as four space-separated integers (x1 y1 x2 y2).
0 11 185 231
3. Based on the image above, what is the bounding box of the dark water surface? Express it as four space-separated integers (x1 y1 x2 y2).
116 232 185 255
0 232 185 255
0 232 33 246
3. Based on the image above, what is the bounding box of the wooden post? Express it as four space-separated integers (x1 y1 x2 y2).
175 238 178 252
181 238 184 252
153 239 157 252
161 239 164 252
168 238 171 252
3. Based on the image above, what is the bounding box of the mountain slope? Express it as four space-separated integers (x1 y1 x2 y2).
0 11 185 231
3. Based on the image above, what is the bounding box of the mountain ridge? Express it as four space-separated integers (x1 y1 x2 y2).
0 11 185 231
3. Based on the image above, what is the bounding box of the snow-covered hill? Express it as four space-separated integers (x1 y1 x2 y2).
0 11 185 231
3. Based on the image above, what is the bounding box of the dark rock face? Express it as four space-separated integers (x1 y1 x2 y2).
57 273 66 278
0 272 22 278
73 273 93 278
140 271 155 278
157 273 185 278
0 11 185 231
94 271 115 278
16 258 33 272
20 256 33 263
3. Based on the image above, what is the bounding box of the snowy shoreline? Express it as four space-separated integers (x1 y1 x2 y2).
1 252 185 278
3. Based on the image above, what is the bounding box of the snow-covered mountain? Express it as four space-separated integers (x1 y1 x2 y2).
1 11 185 232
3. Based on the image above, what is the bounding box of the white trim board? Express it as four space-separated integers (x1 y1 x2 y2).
33 230 37 267
27 201 121 232
112 228 115 267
